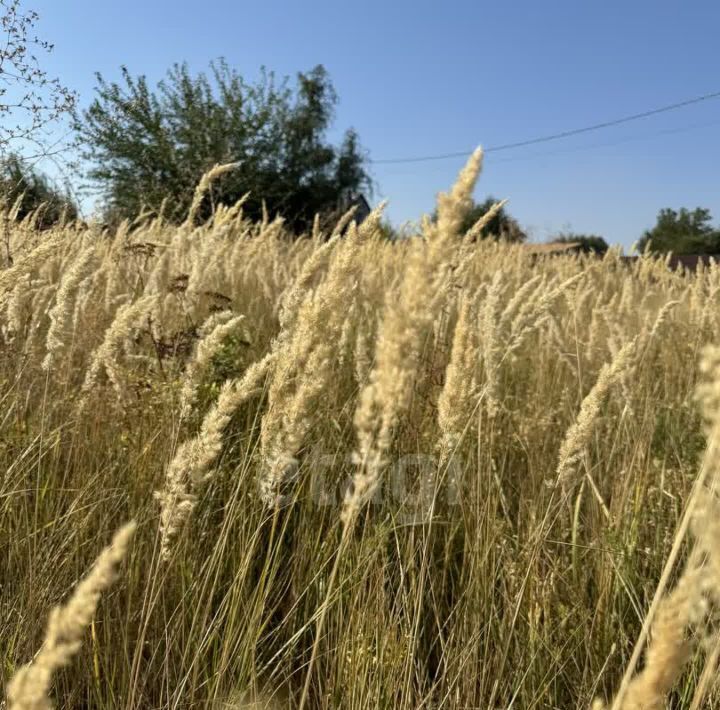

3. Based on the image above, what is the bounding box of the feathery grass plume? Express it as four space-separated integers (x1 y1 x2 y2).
144 247 171 295
28 283 58 333
354 326 372 385
179 313 250 418
330 204 359 237
108 219 131 255
187 231 231 296
0 192 26 230
464 198 507 241
345 149 483 526
437 295 479 460
556 338 637 494
433 148 484 244
101 256 129 314
41 246 97 371
276 235 339 334
259 205 386 507
6 521 136 710
479 271 503 417
71 269 106 334
5 275 33 340
697 345 720 428
505 271 585 357
185 162 241 227
0 234 60 309
79 295 158 403
498 273 543 333
697 283 720 333
337 301 356 367
156 352 274 559
197 309 236 337
212 192 250 228
607 564 707 710
646 299 680 344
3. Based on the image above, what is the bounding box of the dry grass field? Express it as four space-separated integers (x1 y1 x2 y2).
3 150 720 709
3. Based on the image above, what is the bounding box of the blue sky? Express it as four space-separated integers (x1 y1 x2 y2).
28 0 720 247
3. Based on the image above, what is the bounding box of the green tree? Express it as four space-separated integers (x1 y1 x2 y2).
552 232 609 255
74 60 371 232
435 196 526 242
0 153 77 227
637 208 720 255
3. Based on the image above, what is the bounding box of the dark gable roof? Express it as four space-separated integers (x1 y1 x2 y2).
351 194 371 223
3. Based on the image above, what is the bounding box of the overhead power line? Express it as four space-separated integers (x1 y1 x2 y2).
370 90 720 164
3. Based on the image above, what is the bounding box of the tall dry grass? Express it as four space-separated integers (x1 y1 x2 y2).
2 155 720 708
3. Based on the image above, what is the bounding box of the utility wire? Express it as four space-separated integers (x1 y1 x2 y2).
370 90 720 164
490 117 720 164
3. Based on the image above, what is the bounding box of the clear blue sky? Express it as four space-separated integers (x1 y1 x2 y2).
29 0 720 248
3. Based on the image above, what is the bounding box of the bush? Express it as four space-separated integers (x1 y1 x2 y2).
0 154 77 228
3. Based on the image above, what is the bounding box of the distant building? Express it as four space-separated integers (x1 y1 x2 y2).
344 193 371 224
664 254 719 272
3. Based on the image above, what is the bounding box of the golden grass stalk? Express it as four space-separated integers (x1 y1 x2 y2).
179 313 250 418
479 271 503 417
354 326 372 385
603 497 719 710
276 235 339 335
556 338 637 494
344 148 483 525
213 192 250 227
259 204 386 507
156 352 274 559
0 235 60 309
465 198 507 241
6 521 136 710
605 566 704 710
437 295 478 459
5 276 32 340
186 162 241 226
505 271 585 357
646 299 680 343
41 246 96 372
79 295 158 404
498 273 543 333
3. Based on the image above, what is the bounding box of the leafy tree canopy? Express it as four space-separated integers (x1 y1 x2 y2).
637 207 720 255
0 153 77 227
74 60 371 232
552 232 609 255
